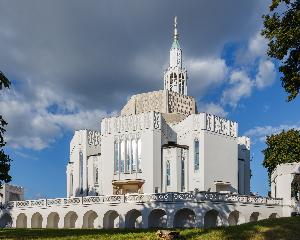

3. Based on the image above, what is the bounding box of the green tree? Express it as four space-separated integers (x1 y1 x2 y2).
262 129 300 182
0 71 12 188
262 0 300 101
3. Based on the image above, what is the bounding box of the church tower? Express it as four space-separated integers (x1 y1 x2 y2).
164 16 188 95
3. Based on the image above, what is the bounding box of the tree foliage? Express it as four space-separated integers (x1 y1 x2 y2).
0 71 12 188
262 129 300 181
262 0 300 101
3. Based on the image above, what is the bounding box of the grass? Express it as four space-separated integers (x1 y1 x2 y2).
1 217 300 240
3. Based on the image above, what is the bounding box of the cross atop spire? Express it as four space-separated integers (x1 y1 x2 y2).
174 16 178 40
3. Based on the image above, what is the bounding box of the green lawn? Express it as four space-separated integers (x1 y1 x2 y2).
1 217 300 240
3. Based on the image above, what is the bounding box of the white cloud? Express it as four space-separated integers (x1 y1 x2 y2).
198 102 228 117
221 70 254 108
236 32 268 64
220 47 276 108
15 151 38 161
255 60 276 89
50 110 107 132
244 123 300 143
0 90 108 150
186 58 228 95
0 2 276 152
248 33 268 59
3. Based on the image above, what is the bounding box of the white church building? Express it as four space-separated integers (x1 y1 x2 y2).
66 17 250 198
1 17 300 229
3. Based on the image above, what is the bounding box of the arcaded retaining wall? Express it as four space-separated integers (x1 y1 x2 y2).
1 192 284 229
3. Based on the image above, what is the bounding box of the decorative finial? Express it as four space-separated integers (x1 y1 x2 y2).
174 16 178 40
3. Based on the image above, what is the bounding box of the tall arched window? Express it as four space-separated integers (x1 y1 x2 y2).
137 138 142 172
170 72 177 80
114 141 119 173
70 173 73 196
166 161 171 186
120 140 125 173
95 167 99 184
79 151 84 194
125 139 131 173
131 139 137 172
194 140 199 171
181 149 185 191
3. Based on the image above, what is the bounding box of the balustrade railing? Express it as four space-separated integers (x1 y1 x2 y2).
125 193 172 202
9 191 283 209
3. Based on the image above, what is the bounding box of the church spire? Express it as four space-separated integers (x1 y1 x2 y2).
172 16 180 49
164 16 188 96
174 16 178 40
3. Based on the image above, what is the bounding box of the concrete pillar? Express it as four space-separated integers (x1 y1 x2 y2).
97 213 104 229
12 217 17 228
141 211 148 229
221 214 229 227
58 214 64 229
27 215 31 228
118 215 125 229
257 213 264 221
215 211 228 227
75 213 83 228
166 210 174 228
237 215 246 225
195 213 204 228
92 215 99 229
42 215 47 228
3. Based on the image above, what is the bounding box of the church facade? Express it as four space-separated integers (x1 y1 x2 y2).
1 17 300 230
66 17 250 198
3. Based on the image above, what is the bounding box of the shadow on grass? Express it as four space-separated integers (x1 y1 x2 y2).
0 228 157 239
180 216 300 240
1 217 300 240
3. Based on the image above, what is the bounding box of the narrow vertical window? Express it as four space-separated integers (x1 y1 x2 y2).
70 173 73 196
114 141 119 173
79 151 84 193
181 149 185 191
166 160 171 186
131 139 136 172
95 167 99 184
125 139 131 173
86 160 89 196
194 140 199 171
137 138 142 172
120 140 125 173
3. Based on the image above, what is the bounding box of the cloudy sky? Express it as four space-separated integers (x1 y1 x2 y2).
1 0 299 199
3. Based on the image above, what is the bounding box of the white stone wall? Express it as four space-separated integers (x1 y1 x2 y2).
67 130 101 198
162 146 188 192
99 112 163 195
67 112 250 196
203 131 238 192
270 163 300 217
6 192 284 229
120 90 167 116
171 113 239 193
167 91 196 116
120 90 196 123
